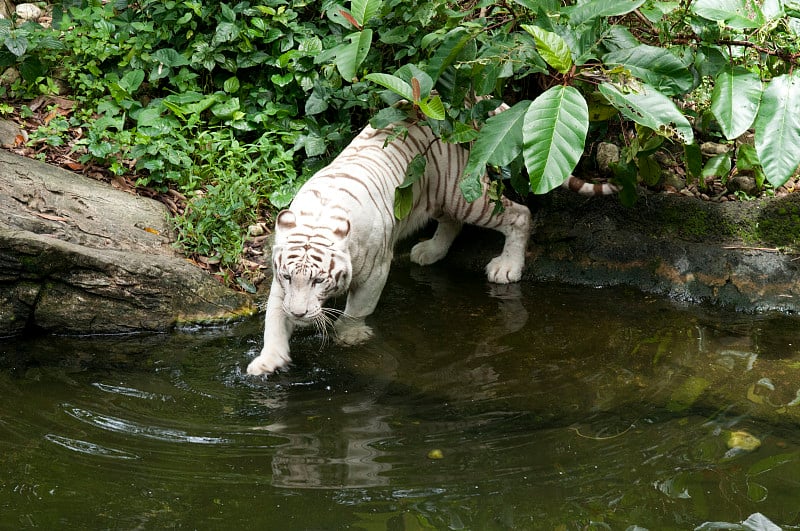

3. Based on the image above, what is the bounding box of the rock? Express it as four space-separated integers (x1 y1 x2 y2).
662 168 685 191
0 150 256 336
595 142 620 175
701 141 730 156
727 174 758 196
0 66 19 87
0 118 21 148
0 0 11 19
15 3 42 21
442 189 800 314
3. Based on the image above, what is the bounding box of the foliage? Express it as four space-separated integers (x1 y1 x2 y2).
4 0 800 273
1 0 451 271
359 0 800 209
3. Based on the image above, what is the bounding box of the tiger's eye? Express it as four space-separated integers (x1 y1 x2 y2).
312 277 324 285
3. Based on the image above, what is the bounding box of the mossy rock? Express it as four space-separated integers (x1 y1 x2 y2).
756 194 800 249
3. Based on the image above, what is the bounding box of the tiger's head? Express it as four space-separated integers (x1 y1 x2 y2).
271 210 352 323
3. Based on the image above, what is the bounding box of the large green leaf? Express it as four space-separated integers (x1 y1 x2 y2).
710 66 762 140
460 101 530 201
603 45 694 96
350 0 382 26
424 27 473 82
364 72 414 100
598 82 694 144
567 0 646 26
691 0 764 29
334 29 372 82
523 86 589 194
755 72 800 188
521 25 572 74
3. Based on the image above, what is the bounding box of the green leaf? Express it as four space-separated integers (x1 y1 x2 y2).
448 121 479 144
692 0 764 29
523 86 589 194
365 72 414 100
567 0 646 26
424 27 472 82
335 29 373 81
4 34 28 57
395 154 426 219
350 0 382 26
305 89 329 115
638 155 662 186
223 76 240 93
755 72 800 188
214 21 240 44
301 132 327 158
461 100 530 200
211 97 240 118
118 69 145 94
151 48 189 67
418 95 445 120
598 82 694 144
270 72 294 87
684 142 703 181
711 66 762 140
702 152 732 178
395 64 434 99
521 25 572 74
603 45 694 96
736 143 760 171
370 106 412 129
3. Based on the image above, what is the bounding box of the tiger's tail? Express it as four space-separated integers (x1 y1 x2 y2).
562 175 620 196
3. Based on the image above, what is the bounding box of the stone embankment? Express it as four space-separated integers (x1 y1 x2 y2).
0 150 256 337
2 144 799 337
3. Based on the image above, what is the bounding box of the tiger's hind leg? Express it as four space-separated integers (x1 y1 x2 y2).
410 217 463 266
455 195 531 284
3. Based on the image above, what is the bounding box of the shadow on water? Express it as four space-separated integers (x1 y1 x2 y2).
1 261 800 529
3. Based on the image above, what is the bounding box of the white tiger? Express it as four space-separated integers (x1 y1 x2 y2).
246 118 616 375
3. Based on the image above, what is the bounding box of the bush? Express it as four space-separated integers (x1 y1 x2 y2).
361 0 800 209
0 0 455 271
3 0 800 273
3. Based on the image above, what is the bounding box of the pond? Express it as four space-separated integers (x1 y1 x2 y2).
1 262 799 529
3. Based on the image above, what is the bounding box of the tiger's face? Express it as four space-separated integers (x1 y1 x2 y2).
272 210 352 323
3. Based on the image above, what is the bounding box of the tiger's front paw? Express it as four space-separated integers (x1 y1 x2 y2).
486 255 523 284
410 239 448 266
247 346 291 375
334 322 373 346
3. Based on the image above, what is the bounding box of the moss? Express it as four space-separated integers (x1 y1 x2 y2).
756 195 800 248
655 201 726 241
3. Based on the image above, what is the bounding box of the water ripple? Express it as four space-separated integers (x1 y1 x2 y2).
44 434 139 459
91 382 172 401
63 404 229 445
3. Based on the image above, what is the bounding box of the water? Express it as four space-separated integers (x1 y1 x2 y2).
2 262 800 529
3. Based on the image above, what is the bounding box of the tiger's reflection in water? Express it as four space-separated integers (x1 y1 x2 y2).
252 271 530 490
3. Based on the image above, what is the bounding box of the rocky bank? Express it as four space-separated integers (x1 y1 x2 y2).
2 147 800 337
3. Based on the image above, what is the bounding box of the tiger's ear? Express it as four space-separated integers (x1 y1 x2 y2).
276 210 296 230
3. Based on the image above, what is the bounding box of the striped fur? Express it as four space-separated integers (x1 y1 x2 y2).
246 119 614 375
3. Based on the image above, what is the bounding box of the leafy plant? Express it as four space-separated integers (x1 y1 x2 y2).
4 0 453 271
7 0 800 276
361 0 800 207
